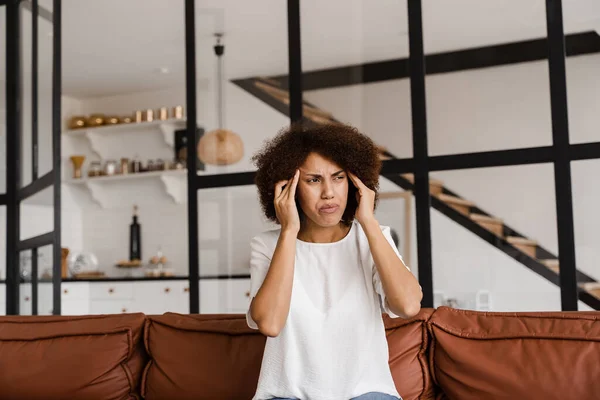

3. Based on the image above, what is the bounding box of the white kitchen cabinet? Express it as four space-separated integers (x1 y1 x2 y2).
0 283 5 315
90 299 134 315
20 283 32 315
132 281 189 315
200 279 251 314
3 279 249 316
18 283 88 315
90 282 134 300
226 279 252 313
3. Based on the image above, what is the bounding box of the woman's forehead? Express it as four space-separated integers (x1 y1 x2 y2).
300 153 343 172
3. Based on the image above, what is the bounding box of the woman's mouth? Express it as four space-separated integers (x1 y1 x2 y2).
319 205 339 214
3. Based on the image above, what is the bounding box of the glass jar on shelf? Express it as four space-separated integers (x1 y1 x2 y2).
88 161 102 177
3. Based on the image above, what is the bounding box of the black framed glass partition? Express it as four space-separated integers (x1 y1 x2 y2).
4 0 61 315
187 0 600 312
1 2 6 315
3 0 599 316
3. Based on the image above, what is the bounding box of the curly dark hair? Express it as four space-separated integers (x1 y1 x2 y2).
252 123 382 227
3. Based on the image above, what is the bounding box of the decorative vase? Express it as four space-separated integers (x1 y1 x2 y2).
70 155 86 179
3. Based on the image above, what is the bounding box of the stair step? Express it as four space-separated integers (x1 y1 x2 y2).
539 259 560 273
437 194 474 216
377 146 392 160
306 114 334 124
506 236 538 258
580 282 600 299
255 80 289 102
400 174 444 195
257 76 281 87
255 80 336 123
303 105 333 120
470 213 504 237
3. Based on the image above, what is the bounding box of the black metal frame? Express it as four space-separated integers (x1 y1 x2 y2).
212 0 594 311
287 0 302 123
267 32 600 91
185 0 200 314
4 0 61 315
5 0 22 315
545 0 578 311
406 1 434 308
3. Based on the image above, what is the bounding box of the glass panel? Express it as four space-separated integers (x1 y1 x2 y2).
0 205 5 283
198 185 267 313
374 186 416 273
37 1 54 178
61 0 188 292
563 1 600 145
430 164 560 311
36 244 54 315
18 245 53 316
198 185 271 278
572 159 600 311
21 4 33 187
0 6 6 194
302 1 412 160
20 185 53 241
423 2 553 156
565 53 600 145
62 0 186 183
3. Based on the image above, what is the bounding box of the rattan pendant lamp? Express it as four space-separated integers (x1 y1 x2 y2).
197 33 244 166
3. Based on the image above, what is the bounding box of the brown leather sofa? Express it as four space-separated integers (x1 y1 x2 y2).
0 306 598 400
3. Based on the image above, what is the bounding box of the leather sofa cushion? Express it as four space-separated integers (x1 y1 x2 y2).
142 311 436 400
142 313 265 400
0 313 146 400
429 307 600 400
384 309 436 400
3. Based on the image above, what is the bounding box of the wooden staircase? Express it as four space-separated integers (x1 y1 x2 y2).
233 76 600 310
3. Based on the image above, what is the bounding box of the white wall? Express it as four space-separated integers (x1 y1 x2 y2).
305 53 600 311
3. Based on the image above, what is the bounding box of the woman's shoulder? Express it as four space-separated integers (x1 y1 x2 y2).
353 220 392 238
251 227 282 250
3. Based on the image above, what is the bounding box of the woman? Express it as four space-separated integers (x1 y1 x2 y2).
247 123 423 400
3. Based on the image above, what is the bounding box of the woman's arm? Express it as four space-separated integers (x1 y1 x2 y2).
362 219 423 318
250 170 301 337
249 229 297 337
348 172 422 318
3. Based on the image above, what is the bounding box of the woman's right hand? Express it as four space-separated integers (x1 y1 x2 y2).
274 169 301 234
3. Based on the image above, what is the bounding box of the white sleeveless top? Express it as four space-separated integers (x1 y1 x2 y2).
246 220 404 400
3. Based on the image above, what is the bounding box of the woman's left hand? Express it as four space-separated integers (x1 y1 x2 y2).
348 172 377 226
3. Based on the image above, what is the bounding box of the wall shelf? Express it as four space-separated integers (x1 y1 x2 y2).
63 118 186 159
64 170 187 208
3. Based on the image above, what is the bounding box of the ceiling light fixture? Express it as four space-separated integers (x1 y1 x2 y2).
197 33 244 166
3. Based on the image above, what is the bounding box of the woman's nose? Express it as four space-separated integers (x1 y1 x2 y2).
321 181 334 199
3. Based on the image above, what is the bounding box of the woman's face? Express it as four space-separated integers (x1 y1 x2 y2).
296 152 349 228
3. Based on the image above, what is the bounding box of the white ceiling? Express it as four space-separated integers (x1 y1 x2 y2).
1 0 600 99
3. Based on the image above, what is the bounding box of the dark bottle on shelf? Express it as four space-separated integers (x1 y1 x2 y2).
129 205 142 261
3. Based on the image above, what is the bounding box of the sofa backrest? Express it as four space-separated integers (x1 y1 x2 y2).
0 313 147 400
429 307 600 400
383 310 436 400
1 307 599 400
142 313 265 400
141 311 435 400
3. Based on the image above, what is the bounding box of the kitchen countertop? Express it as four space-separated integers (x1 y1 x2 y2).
0 274 251 284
